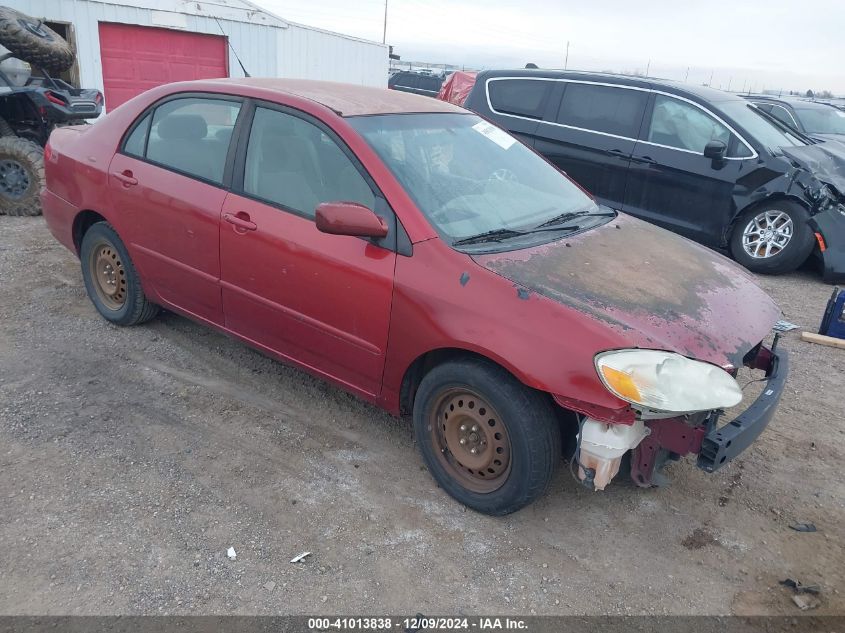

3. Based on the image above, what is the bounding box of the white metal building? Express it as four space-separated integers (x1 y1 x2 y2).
6 0 388 111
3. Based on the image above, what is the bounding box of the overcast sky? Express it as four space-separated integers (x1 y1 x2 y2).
258 0 844 95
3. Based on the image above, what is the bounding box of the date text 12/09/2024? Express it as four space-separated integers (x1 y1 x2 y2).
307 617 529 631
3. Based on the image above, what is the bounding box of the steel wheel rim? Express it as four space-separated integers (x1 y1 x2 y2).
430 388 512 493
0 160 31 200
89 243 127 310
741 210 793 259
19 18 52 39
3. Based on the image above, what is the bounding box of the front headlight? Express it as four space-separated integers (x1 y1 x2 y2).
595 349 742 415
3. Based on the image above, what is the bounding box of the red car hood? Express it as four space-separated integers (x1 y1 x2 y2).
473 213 781 369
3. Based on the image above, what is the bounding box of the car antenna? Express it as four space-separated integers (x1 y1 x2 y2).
213 16 251 77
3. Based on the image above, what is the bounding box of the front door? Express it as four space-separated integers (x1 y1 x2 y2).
108 95 243 324
622 94 748 247
532 82 648 207
219 104 396 397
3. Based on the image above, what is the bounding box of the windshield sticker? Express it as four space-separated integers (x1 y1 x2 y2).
472 121 516 150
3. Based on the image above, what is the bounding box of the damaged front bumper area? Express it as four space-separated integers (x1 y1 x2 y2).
577 343 788 489
810 205 845 283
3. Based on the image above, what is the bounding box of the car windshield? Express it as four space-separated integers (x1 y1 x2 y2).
718 101 806 153
794 106 845 135
348 113 605 246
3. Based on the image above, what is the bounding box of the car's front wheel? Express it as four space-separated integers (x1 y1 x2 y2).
80 222 159 326
730 201 815 275
413 357 561 515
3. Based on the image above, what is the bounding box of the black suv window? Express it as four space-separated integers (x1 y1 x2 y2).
394 73 419 89
556 83 647 138
125 96 241 184
648 94 730 153
419 76 442 92
488 79 551 119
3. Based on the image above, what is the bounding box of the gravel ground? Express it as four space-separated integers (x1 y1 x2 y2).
0 216 843 616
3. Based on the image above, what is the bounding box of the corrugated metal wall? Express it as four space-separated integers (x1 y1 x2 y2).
277 23 387 88
7 0 387 107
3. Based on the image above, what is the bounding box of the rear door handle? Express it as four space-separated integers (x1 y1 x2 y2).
112 170 138 186
606 148 628 157
632 155 657 165
223 212 257 231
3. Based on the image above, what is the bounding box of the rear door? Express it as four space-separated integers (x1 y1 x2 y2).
622 93 749 246
109 94 243 324
219 103 397 397
532 82 648 207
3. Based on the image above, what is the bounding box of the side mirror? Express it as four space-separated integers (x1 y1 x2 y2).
315 201 388 239
703 140 727 161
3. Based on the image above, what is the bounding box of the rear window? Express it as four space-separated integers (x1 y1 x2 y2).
487 79 552 119
556 83 647 138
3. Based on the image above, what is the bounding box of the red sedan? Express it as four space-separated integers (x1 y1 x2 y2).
42 79 787 515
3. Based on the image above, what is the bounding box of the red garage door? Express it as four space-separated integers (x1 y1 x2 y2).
99 23 228 111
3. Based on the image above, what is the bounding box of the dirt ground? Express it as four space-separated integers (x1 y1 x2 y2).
0 216 843 616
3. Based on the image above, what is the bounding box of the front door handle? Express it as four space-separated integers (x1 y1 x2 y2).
113 170 138 186
606 148 628 157
223 212 257 231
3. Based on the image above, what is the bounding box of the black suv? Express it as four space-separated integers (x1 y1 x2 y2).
744 95 845 143
388 71 444 98
461 70 845 281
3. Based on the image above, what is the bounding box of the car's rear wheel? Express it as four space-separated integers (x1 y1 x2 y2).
80 222 159 326
413 357 561 515
730 201 815 275
0 136 43 216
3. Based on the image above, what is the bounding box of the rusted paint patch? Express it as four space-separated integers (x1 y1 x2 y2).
474 214 781 368
516 286 530 300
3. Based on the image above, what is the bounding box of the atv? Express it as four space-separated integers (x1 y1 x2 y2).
0 6 103 216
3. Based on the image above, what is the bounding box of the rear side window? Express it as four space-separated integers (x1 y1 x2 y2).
123 96 241 184
420 76 442 92
648 94 730 153
123 113 151 157
556 83 647 138
488 79 551 119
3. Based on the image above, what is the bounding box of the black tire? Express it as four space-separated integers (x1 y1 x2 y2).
413 357 561 516
0 116 15 138
0 7 74 73
730 200 815 275
0 136 43 216
80 222 160 326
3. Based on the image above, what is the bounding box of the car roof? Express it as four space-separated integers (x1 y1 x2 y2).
190 77 463 117
476 69 749 103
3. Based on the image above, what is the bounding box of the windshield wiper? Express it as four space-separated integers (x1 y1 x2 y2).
451 222 586 246
534 208 616 229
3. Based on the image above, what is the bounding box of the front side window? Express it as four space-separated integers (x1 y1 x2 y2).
648 95 731 153
488 79 551 119
348 113 608 249
125 96 241 184
768 104 800 129
242 107 374 217
556 83 648 138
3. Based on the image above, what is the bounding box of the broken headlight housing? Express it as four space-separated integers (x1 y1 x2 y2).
595 349 743 417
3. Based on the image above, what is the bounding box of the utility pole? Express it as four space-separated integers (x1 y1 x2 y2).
564 41 569 70
382 0 388 44
708 69 714 86
645 59 650 77
684 67 689 82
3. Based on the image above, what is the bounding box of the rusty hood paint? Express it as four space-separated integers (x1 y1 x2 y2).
473 213 781 369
